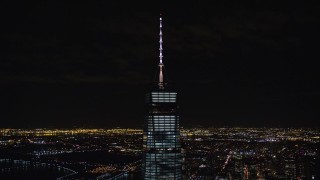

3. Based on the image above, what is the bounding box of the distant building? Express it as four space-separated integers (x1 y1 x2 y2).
142 15 182 179
284 158 296 179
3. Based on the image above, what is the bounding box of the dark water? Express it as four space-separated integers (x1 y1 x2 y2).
54 150 141 164
0 159 74 180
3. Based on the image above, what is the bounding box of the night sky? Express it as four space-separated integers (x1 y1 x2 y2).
1 1 319 128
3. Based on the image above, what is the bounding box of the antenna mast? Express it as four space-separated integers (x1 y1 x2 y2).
158 14 164 89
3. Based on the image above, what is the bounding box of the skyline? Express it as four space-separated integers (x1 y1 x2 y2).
1 127 319 179
1 1 320 128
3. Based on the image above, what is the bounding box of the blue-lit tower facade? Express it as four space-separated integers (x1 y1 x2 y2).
142 15 182 179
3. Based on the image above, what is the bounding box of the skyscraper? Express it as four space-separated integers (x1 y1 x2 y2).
142 15 182 179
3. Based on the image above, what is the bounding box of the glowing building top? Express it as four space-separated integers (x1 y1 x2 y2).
142 14 182 180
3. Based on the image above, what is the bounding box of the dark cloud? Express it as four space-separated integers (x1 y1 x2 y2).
0 1 319 128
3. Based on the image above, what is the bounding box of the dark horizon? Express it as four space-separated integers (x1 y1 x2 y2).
1 1 320 128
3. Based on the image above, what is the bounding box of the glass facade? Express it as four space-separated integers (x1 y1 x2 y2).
143 91 182 179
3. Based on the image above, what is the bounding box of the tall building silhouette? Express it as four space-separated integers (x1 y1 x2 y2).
142 15 182 179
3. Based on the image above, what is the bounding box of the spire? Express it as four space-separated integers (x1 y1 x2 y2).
158 13 164 89
159 14 163 64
